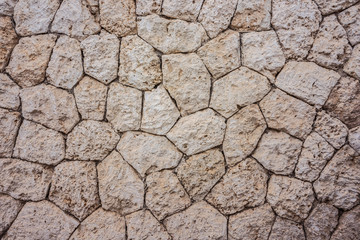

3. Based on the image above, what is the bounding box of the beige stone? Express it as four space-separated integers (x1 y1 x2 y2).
344 44 360 79
97 151 144 215
268 217 305 240
136 0 161 15
0 0 18 16
6 34 56 87
349 126 360 153
0 108 20 157
314 0 359 15
331 205 360 240
210 67 271 118
0 74 20 110
161 0 203 21
0 194 23 235
0 17 17 71
338 4 360 46
117 131 182 177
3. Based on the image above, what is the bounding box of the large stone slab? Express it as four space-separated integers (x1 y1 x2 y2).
0 17 17 72
161 0 203 21
268 217 305 240
338 3 360 46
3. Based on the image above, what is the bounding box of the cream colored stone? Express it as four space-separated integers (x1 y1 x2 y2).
0 74 20 110
344 44 360 79
136 0 161 15
0 17 17 71
331 205 360 240
349 126 360 153
0 194 23 235
210 67 271 118
0 108 20 157
162 0 203 21
314 0 359 15
338 4 360 45
268 217 305 240
0 0 18 16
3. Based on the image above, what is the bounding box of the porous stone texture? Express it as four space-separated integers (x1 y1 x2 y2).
161 0 203 22
0 194 23 235
268 217 305 240
135 0 161 15
344 44 360 79
0 108 20 157
331 205 360 240
0 0 18 16
349 126 360 152
314 0 359 15
0 17 17 71
0 74 20 110
338 4 360 46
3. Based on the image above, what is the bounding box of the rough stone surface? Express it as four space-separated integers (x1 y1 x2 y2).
162 0 203 21
0 158 52 201
268 217 305 240
136 0 161 15
164 201 227 240
6 34 56 87
206 158 268 215
344 44 360 79
0 108 21 157
21 84 79 133
0 74 19 110
197 30 240 79
13 120 65 165
167 109 226 156
0 17 17 71
267 175 314 222
0 0 18 16
0 194 23 235
314 0 359 15
210 67 271 118
349 126 360 153
162 53 211 115
117 131 182 177
176 149 225 201
331 205 360 240
338 4 360 46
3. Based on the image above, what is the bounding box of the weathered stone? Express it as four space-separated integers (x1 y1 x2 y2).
138 14 208 54
314 145 360 210
0 0 18 16
0 74 20 110
0 108 20 157
295 132 335 182
126 210 171 240
106 83 142 132
164 201 227 240
268 217 305 240
197 30 240 79
119 35 161 90
51 0 100 40
0 17 17 71
349 126 360 153
223 104 266 166
324 77 360 128
260 89 316 139
0 194 23 235
275 61 340 106
13 120 65 165
99 0 136 37
304 203 338 240
136 0 161 15
167 109 226 156
272 0 321 59
253 130 302 175
267 175 314 222
344 44 360 79
162 53 211 115
21 84 79 133
117 131 182 177
314 111 348 149
97 151 144 215
210 67 271 118
338 4 360 46
162 0 203 21
3 201 78 240
141 85 180 135
206 158 268 215
0 158 52 201
70 208 125 240
46 36 83 89
313 0 359 15
198 0 237 38
228 204 275 240
66 120 119 161
6 34 56 88
176 149 225 201
14 0 59 36
146 170 191 220
81 31 119 84
331 205 360 240
85 0 99 16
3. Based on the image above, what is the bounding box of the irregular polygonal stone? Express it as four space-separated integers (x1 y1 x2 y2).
0 0 18 16
162 53 211 115
271 0 321 59
268 217 305 240
6 34 56 87
0 194 22 235
223 104 266 166
164 201 227 240
349 126 360 152
314 145 360 210
253 130 302 175
176 149 225 201
304 203 338 240
126 210 171 240
117 131 182 177
13 0 60 36
0 108 20 157
119 35 161 90
99 0 136 37
0 17 18 71
70 208 125 240
0 158 52 201
331 205 360 240
198 0 237 38
206 158 268 215
136 0 161 15
308 15 352 70
228 204 275 240
314 111 348 149
138 14 208 54
66 120 119 161
242 30 285 82
146 170 191 220
51 0 100 40
324 77 360 128
167 109 226 156
338 4 360 46
295 132 335 182
275 61 340 106
3 201 78 240
141 85 180 135
13 120 65 165
162 0 203 21
313 0 359 15
0 74 20 110
21 84 79 133
197 30 240 79
81 31 119 84
97 151 144 215
344 44 360 79
106 83 142 132
210 67 271 118
74 76 107 120
260 89 316 139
